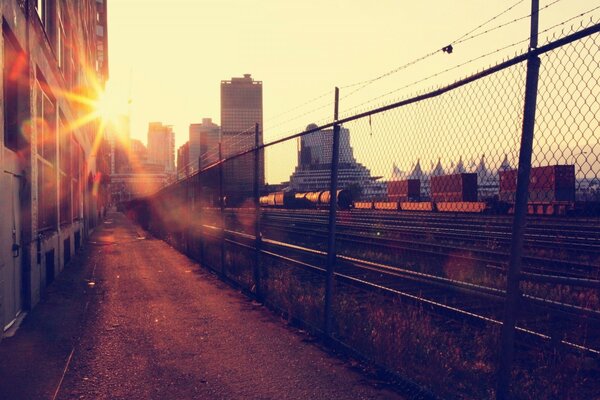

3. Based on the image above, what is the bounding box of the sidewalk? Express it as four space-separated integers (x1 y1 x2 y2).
0 212 403 400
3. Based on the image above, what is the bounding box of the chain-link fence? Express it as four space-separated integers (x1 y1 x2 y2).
124 20 600 400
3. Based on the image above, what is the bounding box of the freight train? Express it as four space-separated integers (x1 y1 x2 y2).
261 165 599 216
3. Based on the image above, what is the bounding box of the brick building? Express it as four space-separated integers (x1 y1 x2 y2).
0 0 109 333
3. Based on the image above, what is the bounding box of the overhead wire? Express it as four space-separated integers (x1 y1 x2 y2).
261 1 535 137
340 0 596 116
338 0 530 102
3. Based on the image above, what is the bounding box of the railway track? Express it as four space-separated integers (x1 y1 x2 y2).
206 226 600 357
183 208 600 357
260 224 599 286
255 209 600 256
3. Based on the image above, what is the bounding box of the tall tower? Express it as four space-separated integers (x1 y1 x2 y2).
147 122 175 174
220 74 264 200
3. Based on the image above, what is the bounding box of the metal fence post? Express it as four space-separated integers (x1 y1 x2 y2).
324 87 341 337
253 123 262 301
219 142 226 277
496 1 540 399
197 164 205 267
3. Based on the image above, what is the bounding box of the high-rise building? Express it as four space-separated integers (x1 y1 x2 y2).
189 118 220 171
221 74 264 200
108 115 131 174
147 122 175 174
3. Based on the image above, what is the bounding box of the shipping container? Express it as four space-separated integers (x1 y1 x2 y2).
430 173 478 202
499 165 575 202
388 179 421 201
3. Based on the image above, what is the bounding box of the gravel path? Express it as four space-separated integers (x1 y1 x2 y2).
38 212 403 400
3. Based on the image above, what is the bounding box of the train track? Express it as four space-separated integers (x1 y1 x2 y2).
203 225 600 357
219 208 600 282
184 208 600 357
255 209 600 256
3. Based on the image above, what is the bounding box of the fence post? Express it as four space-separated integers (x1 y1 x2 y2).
253 123 262 301
324 87 341 337
496 1 540 398
219 142 226 277
198 161 205 267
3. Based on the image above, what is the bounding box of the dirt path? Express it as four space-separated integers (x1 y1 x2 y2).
26 212 402 400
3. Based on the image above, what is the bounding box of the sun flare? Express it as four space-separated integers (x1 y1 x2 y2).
94 85 126 125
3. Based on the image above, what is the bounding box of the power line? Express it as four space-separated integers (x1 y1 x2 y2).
338 0 530 102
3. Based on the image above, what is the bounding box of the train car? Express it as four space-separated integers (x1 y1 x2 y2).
354 201 374 210
304 190 353 209
373 201 400 210
499 165 575 215
399 202 435 212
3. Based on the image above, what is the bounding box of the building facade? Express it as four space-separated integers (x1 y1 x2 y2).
147 122 175 174
189 118 220 172
220 74 264 201
177 141 190 179
289 124 386 199
1 0 109 333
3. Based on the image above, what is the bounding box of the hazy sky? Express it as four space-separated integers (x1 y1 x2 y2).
105 1 600 182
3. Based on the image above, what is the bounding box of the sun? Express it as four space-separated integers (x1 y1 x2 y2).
94 85 126 124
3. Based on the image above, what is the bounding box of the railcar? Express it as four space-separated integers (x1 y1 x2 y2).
259 189 353 210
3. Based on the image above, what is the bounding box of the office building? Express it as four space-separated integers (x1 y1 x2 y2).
147 122 175 174
221 74 264 200
177 142 190 178
190 118 220 171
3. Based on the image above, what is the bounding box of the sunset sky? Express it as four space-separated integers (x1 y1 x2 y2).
105 0 600 182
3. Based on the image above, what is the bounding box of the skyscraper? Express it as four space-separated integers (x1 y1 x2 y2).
147 122 175 174
220 74 264 199
189 118 220 171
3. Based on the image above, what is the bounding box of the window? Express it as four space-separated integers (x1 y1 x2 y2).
71 139 82 221
59 116 71 225
36 78 58 231
3 25 28 151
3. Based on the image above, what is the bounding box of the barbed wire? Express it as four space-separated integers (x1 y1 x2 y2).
451 0 525 45
454 0 565 47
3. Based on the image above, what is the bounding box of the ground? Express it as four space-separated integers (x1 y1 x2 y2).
0 212 404 400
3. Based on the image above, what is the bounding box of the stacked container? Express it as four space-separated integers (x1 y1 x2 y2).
430 173 478 202
499 165 575 202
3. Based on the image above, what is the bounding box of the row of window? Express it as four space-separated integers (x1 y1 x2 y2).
3 23 85 232
36 79 85 231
